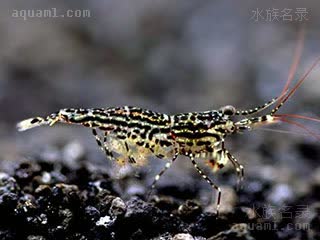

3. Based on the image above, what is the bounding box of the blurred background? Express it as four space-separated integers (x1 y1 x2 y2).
0 0 320 202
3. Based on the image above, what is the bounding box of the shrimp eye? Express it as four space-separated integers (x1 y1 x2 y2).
220 105 236 116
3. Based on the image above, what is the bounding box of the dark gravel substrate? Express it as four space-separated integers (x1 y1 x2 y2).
0 145 319 240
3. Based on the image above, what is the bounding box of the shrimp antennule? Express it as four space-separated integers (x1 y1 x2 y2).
273 116 320 141
271 56 320 115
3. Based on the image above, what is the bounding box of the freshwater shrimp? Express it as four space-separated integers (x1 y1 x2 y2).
17 43 320 215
